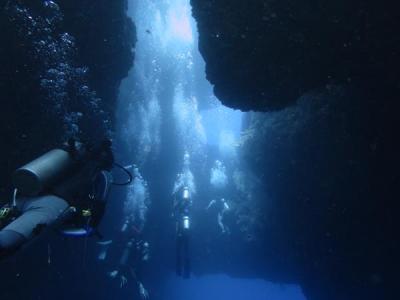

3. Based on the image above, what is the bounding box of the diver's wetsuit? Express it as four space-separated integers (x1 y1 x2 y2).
0 195 69 256
174 193 191 278
118 236 148 283
176 224 190 278
100 232 149 299
0 141 114 260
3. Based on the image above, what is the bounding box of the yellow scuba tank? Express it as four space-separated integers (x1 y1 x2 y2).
12 149 74 196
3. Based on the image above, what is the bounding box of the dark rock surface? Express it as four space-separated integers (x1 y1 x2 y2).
0 0 134 195
237 88 399 300
191 0 400 111
191 1 399 300
0 1 134 298
59 0 136 124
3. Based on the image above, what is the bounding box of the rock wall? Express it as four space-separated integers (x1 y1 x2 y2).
191 0 400 111
238 88 399 299
0 1 135 298
0 0 135 197
191 1 399 299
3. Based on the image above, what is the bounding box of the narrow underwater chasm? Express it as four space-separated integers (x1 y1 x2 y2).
115 1 296 298
115 1 399 299
113 1 332 300
0 0 399 300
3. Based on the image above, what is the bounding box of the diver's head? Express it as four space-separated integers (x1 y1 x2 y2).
183 151 190 168
100 139 112 149
88 139 114 170
184 151 190 160
142 242 150 261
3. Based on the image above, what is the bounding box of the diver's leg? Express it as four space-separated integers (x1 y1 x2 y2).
0 229 26 259
222 209 230 234
0 195 68 259
218 212 225 233
221 208 231 234
3 195 69 239
183 233 190 278
176 235 182 276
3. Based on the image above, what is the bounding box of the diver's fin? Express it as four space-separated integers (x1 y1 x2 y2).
97 240 113 246
60 228 90 237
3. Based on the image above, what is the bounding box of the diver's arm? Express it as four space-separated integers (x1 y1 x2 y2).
119 240 134 267
97 240 113 260
172 194 179 218
206 199 216 210
121 218 130 232
223 201 230 211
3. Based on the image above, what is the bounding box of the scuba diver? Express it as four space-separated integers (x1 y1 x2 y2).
208 159 230 234
97 164 150 299
206 197 231 234
121 164 149 234
172 151 195 278
98 233 150 300
173 151 196 195
0 138 117 260
173 186 192 278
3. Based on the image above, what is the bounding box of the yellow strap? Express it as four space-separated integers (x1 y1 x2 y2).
0 207 11 219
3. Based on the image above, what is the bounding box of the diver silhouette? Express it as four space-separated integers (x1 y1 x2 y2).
173 186 192 278
0 139 117 260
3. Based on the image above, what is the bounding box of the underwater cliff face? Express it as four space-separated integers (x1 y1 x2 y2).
238 89 399 300
0 2 134 298
190 0 400 111
190 1 400 299
0 0 135 195
0 0 399 299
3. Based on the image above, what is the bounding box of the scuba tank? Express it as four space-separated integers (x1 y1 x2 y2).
182 216 190 230
120 239 134 265
12 149 74 196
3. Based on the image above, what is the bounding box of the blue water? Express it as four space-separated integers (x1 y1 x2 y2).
163 274 307 300
116 1 309 299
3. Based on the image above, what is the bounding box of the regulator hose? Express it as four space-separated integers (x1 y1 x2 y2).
111 162 133 186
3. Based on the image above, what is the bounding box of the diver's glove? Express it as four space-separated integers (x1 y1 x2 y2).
108 270 128 288
120 275 128 288
108 270 119 279
138 282 149 300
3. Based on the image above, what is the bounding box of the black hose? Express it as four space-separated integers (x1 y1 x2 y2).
112 163 133 186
